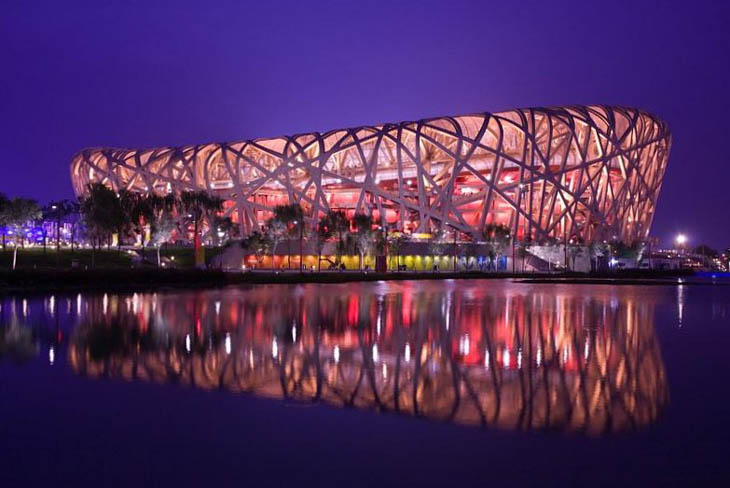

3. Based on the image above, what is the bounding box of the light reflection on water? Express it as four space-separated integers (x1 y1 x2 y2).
0 281 668 435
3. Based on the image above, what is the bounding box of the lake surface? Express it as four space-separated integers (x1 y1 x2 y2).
1 280 729 486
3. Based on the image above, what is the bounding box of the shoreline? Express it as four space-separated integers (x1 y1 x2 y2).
0 268 703 294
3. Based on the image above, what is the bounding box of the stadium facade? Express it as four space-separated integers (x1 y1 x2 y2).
70 105 670 244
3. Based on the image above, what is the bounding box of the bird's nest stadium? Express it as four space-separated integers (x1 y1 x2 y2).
70 105 670 244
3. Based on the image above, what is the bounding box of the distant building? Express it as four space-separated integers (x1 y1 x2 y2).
70 105 670 245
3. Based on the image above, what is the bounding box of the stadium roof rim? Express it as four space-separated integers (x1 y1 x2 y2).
71 104 669 155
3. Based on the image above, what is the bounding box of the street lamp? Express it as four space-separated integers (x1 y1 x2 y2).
675 233 687 246
293 220 303 272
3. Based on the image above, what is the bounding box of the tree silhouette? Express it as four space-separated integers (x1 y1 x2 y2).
80 183 122 267
4 197 41 269
352 213 375 270
179 191 224 267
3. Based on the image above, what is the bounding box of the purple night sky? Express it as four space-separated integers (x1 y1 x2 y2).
2 0 729 248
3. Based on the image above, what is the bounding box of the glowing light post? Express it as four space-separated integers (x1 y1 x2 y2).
675 233 687 259
377 223 389 273
51 204 61 268
513 183 526 273
383 223 389 273
294 220 304 273
452 227 458 272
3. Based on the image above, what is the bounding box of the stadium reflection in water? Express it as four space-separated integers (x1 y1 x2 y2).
56 282 666 435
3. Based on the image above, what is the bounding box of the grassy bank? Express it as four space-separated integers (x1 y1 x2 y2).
0 248 133 268
0 247 229 270
0 267 696 294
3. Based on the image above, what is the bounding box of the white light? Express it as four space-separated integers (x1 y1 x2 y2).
49 347 55 365
272 338 278 358
536 347 542 366
22 299 27 317
484 350 490 369
459 335 470 355
76 294 82 315
292 324 297 342
382 363 388 379
675 233 687 245
185 334 191 352
404 343 411 363
225 333 231 355
215 300 221 315
517 348 523 369
103 293 108 314
333 345 340 364
372 344 379 362
503 348 511 369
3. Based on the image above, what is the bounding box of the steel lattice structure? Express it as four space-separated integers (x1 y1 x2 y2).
70 105 670 242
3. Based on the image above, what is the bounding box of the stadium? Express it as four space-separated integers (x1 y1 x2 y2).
70 105 670 248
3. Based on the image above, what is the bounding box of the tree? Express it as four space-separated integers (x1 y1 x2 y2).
115 190 139 253
313 214 333 271
66 200 82 253
270 203 303 269
264 217 288 270
147 193 177 266
241 231 268 268
607 239 645 267
516 237 533 272
5 197 41 270
693 244 718 264
566 237 585 271
37 208 50 255
388 232 410 271
211 215 235 247
588 241 608 272
427 229 449 271
80 183 122 268
44 199 78 266
129 192 156 250
484 224 510 271
179 191 224 267
321 210 349 267
351 213 375 271
0 193 9 251
428 229 450 262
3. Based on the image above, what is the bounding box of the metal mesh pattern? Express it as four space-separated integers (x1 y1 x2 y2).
70 105 670 242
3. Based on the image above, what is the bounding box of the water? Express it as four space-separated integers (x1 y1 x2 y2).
1 280 729 486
